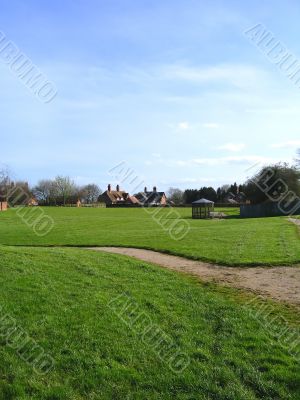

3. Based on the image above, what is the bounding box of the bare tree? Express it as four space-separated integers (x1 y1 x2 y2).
54 176 76 205
80 184 102 203
167 187 184 205
33 180 53 204
0 166 11 201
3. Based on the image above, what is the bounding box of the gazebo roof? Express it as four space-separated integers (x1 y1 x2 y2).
192 198 214 205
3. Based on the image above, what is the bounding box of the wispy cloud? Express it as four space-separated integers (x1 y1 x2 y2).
218 143 245 152
202 122 220 129
122 63 266 91
158 63 265 88
172 177 217 184
271 140 300 149
191 155 277 166
177 121 190 130
146 155 280 168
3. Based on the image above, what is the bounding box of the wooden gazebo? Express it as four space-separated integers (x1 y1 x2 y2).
192 198 214 219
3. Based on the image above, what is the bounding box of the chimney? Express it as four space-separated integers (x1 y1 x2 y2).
144 186 147 193
108 184 111 192
116 184 120 192
153 186 157 193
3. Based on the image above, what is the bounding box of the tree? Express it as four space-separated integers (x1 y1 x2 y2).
198 186 217 202
244 163 300 204
183 189 199 204
229 182 238 196
54 176 76 205
0 167 11 201
80 184 102 204
183 186 217 203
33 180 53 204
11 181 32 205
296 149 300 167
167 187 184 205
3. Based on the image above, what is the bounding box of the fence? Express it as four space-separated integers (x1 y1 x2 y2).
240 202 300 218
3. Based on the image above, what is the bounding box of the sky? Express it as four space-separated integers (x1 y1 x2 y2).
0 0 300 191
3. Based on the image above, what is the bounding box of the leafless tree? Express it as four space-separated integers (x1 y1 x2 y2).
33 180 53 204
0 166 11 200
167 187 184 205
80 184 102 203
54 176 76 205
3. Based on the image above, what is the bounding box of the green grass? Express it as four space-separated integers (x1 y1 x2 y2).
0 245 299 399
0 207 299 265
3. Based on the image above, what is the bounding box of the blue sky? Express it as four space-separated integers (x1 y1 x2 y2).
1 0 300 191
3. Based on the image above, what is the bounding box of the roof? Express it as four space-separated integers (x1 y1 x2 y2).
126 195 140 205
135 191 165 205
192 198 214 205
101 190 128 203
227 198 238 204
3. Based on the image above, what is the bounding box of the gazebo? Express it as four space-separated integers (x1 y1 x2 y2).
192 198 214 219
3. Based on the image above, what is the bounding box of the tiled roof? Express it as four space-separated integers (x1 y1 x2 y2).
126 195 140 204
135 191 165 205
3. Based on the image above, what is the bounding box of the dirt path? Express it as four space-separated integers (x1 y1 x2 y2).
89 247 300 307
289 217 300 226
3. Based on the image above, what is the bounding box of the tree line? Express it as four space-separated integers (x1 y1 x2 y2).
1 150 299 206
0 173 102 206
168 159 300 205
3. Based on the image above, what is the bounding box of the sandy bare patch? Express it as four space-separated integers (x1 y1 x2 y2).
89 247 300 308
289 217 300 226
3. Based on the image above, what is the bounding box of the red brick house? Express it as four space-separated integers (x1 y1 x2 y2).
98 184 140 206
0 201 8 211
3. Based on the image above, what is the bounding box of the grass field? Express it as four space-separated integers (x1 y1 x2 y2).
0 207 299 265
0 245 299 399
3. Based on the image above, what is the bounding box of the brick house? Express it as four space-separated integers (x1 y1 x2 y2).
0 202 8 211
98 184 140 206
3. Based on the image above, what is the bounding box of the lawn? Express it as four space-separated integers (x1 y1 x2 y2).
0 207 299 265
0 245 299 399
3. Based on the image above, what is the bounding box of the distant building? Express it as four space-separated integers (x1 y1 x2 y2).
135 186 167 206
0 201 8 211
28 197 38 206
98 184 139 206
99 184 167 207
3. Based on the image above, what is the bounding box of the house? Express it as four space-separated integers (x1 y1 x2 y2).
98 184 139 206
28 197 38 206
134 186 167 206
126 195 140 205
0 201 8 211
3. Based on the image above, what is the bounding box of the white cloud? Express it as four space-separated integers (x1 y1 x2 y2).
173 155 279 167
245 108 300 114
202 122 220 129
271 140 300 149
177 121 190 130
159 63 265 89
146 155 281 169
123 63 266 91
174 177 217 183
192 155 276 166
218 143 245 152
